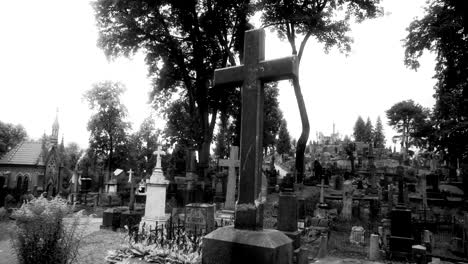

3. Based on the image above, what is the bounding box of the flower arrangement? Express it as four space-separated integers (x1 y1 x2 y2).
105 222 202 264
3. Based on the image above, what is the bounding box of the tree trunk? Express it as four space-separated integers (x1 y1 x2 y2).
293 78 310 184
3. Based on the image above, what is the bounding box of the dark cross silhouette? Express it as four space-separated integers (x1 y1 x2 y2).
214 28 298 229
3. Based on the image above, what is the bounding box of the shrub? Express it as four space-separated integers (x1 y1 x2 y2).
11 197 84 264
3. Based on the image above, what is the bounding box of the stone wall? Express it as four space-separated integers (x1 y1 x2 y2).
0 166 44 191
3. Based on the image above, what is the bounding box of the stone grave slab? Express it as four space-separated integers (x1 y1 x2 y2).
203 226 292 264
185 203 215 233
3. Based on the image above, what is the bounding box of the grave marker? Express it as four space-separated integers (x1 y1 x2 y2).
140 146 170 228
218 146 240 210
185 203 215 233
203 28 296 264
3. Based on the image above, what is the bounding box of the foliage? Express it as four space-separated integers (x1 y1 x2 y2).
404 0 468 163
11 197 84 264
259 0 382 180
353 116 366 142
0 121 27 157
213 114 230 159
263 83 284 153
277 119 292 155
363 117 374 143
106 224 202 264
83 81 130 180
385 100 430 153
126 117 162 176
93 0 254 167
163 99 202 149
62 142 83 170
213 82 283 157
373 116 385 148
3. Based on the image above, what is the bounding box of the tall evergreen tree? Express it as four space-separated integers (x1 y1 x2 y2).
353 116 366 142
373 116 386 148
364 117 374 143
277 119 291 156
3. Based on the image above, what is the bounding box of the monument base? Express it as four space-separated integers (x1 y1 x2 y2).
203 226 292 264
282 230 301 249
140 214 170 230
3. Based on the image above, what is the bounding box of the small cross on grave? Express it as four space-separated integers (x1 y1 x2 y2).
154 145 165 169
213 28 298 230
127 169 134 183
128 168 135 211
218 146 240 210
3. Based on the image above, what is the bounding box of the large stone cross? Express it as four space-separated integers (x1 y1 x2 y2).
154 146 165 169
214 28 298 229
218 146 240 210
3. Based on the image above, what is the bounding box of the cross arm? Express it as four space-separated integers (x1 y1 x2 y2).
213 65 244 88
258 56 298 83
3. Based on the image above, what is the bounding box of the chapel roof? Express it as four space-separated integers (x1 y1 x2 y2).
0 141 44 166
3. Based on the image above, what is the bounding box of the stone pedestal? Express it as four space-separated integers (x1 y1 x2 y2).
141 164 170 229
202 226 292 264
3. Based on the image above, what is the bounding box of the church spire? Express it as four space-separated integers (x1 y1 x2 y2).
51 108 59 145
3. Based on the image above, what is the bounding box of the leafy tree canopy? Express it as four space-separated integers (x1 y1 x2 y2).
404 0 468 162
277 119 292 155
83 81 130 176
93 0 254 167
385 100 430 153
0 121 27 157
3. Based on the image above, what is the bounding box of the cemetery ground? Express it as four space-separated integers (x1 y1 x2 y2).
0 185 463 264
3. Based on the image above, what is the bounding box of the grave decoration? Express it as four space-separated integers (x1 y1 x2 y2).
203 28 297 264
140 146 170 228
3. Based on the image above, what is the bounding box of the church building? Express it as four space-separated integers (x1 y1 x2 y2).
0 112 65 201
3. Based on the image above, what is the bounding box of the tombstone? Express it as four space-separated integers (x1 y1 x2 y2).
281 173 295 192
203 28 295 264
140 146 170 228
185 203 215 234
390 207 414 256
278 192 300 249
334 175 343 191
341 175 354 220
218 146 240 210
185 149 199 203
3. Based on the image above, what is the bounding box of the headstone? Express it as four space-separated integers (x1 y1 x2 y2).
317 234 328 258
278 192 300 249
185 203 215 233
140 146 170 228
203 28 296 264
186 149 198 203
369 234 380 260
218 146 240 211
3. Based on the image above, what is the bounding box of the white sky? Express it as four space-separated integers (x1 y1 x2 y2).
0 0 436 150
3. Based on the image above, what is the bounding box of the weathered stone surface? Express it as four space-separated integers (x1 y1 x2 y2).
219 146 240 211
278 192 298 232
203 226 293 264
213 28 298 230
185 203 215 233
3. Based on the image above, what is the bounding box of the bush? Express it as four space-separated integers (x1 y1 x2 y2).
11 197 84 264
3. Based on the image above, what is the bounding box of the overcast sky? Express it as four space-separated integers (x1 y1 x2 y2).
0 0 436 151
